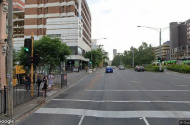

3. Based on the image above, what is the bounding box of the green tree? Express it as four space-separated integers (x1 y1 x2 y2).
114 42 155 67
17 36 71 72
84 50 102 68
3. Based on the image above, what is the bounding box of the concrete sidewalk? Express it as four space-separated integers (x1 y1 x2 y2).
2 69 92 123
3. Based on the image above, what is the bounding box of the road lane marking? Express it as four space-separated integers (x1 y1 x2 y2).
51 99 190 103
78 115 84 125
166 72 190 79
85 90 190 92
143 117 150 125
175 85 189 87
35 108 190 118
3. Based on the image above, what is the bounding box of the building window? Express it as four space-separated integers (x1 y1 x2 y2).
67 5 71 12
46 7 48 14
62 6 65 13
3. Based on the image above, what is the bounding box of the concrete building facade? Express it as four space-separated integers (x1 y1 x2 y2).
154 41 170 61
166 20 190 61
113 49 117 59
24 0 91 68
13 0 25 51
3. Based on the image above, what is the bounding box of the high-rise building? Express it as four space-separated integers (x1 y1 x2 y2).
24 0 91 67
11 0 25 51
91 39 97 50
170 22 187 49
167 20 190 61
113 49 117 59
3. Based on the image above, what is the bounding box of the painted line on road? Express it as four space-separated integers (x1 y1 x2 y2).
85 89 190 92
78 115 84 125
175 85 189 87
35 108 190 118
51 99 190 104
143 117 150 125
166 72 190 79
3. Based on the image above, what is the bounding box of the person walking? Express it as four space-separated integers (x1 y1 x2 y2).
42 75 48 97
48 72 55 91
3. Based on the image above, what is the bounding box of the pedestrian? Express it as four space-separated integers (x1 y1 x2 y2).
42 75 48 97
36 73 42 88
48 72 55 91
25 73 31 91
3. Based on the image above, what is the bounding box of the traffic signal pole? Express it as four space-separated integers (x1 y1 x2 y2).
31 33 34 97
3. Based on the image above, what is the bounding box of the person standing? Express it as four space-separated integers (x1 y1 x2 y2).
48 72 55 91
42 75 48 97
36 73 42 89
25 73 31 91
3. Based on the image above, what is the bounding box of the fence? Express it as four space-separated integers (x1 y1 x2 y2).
13 84 42 107
0 84 43 115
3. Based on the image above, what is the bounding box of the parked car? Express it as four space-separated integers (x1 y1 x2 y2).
119 65 125 70
134 66 144 72
105 66 113 73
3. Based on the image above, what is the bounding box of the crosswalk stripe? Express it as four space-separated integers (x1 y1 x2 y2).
85 90 190 92
35 108 190 118
51 99 190 103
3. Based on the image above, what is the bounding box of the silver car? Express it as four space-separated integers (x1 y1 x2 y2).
119 65 125 70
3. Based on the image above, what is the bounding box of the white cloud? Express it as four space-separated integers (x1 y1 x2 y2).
87 0 190 60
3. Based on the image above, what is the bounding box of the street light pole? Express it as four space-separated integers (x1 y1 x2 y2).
133 47 134 67
159 28 162 71
137 26 166 71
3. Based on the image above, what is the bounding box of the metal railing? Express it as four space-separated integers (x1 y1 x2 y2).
13 84 42 107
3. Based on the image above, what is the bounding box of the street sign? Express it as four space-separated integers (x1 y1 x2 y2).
15 65 26 74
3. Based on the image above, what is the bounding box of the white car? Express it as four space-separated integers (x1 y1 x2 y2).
119 65 125 70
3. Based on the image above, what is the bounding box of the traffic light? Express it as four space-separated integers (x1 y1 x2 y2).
34 54 40 65
90 61 92 64
24 38 32 55
158 57 161 62
26 56 32 66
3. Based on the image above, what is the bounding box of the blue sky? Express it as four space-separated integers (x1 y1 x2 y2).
87 0 190 60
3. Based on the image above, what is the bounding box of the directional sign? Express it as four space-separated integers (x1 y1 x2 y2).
16 65 26 74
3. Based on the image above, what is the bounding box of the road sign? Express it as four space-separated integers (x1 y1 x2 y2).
15 65 26 74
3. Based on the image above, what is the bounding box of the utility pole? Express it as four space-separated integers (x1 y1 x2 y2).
133 47 134 67
159 28 162 71
7 0 13 117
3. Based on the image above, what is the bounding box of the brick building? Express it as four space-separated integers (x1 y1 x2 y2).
24 0 91 68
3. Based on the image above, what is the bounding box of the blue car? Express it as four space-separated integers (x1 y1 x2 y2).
105 66 113 73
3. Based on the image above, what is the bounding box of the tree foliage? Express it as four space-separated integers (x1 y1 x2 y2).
84 45 109 68
17 36 71 72
112 42 155 67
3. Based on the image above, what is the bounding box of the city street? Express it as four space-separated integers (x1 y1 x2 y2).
15 68 190 125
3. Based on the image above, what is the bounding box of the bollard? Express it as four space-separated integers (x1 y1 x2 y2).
45 87 47 98
38 84 40 97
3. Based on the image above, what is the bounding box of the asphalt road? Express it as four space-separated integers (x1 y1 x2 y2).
16 68 190 125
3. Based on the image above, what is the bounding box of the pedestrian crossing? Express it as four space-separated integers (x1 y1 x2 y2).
35 108 190 118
